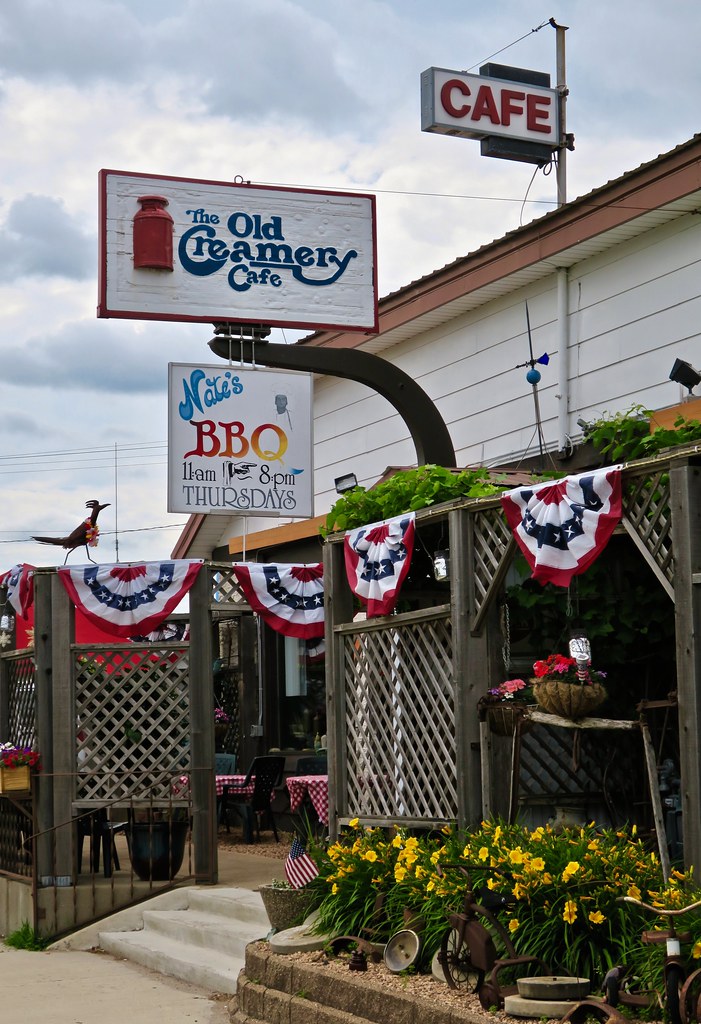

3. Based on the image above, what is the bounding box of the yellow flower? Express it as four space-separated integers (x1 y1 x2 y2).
589 911 605 925
494 825 502 842
509 919 520 933
349 818 359 828
486 877 497 890
509 848 524 865
692 941 701 960
530 857 545 872
563 900 578 924
628 884 642 901
364 850 378 862
478 847 489 862
427 879 436 892
332 883 339 894
430 851 440 865
512 882 525 900
562 861 580 882
395 865 407 882
392 834 403 849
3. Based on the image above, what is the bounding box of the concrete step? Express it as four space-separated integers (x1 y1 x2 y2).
98 885 271 995
98 927 243 994
140 907 266 959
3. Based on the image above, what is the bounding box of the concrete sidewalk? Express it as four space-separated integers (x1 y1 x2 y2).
2 846 283 1024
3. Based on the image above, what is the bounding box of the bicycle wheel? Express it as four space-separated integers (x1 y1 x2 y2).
439 926 484 991
681 967 701 1024
666 962 685 1024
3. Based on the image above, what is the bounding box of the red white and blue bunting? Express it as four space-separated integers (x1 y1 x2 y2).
344 512 415 617
58 561 203 638
232 563 325 639
501 466 622 587
0 564 35 619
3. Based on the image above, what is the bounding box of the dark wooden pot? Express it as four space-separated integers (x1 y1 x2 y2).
127 820 188 882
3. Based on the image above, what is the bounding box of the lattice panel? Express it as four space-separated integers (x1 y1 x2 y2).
7 654 36 748
343 616 456 821
0 796 32 877
472 507 513 616
75 646 190 803
623 470 674 586
211 565 248 606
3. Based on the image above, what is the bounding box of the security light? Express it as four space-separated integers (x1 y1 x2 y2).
669 358 701 395
334 473 358 494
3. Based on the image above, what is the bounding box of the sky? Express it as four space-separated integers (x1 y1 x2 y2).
1 0 701 571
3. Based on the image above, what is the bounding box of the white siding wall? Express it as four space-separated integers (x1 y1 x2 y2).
312 212 701 515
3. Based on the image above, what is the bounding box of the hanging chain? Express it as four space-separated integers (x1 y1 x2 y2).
501 602 511 676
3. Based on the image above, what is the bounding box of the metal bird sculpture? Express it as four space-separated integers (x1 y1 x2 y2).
32 500 110 564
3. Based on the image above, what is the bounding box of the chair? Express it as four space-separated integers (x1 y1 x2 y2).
76 808 126 878
214 752 237 824
222 755 285 843
296 755 327 775
215 752 237 775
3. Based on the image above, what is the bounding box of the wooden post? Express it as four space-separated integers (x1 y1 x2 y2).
452 507 486 827
188 564 217 883
50 573 75 885
33 571 54 884
669 460 701 871
324 537 353 840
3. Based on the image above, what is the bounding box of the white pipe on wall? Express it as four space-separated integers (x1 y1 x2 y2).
556 267 570 451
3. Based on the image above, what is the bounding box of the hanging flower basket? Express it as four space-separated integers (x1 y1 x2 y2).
532 679 607 720
482 702 533 737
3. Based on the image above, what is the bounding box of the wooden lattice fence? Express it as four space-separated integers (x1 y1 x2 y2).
339 611 456 822
74 644 190 804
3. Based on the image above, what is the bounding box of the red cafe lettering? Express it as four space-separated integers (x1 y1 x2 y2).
441 79 552 135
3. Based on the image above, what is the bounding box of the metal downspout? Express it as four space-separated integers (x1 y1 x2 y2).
557 267 570 452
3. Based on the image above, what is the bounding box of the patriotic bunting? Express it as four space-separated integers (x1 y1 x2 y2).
0 564 35 619
284 836 319 888
501 466 622 587
58 561 203 638
232 563 324 639
344 512 415 617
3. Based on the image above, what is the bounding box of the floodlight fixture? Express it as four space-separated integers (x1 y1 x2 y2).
669 358 701 395
334 473 358 494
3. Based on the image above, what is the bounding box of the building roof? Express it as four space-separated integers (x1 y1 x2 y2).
173 134 701 560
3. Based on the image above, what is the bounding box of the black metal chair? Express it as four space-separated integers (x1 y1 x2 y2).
222 755 285 843
76 808 126 878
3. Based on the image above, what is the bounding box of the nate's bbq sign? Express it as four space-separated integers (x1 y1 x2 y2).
99 170 378 332
168 363 313 518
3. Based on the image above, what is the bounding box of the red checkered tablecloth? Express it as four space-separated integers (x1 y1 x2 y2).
174 774 254 799
286 774 329 825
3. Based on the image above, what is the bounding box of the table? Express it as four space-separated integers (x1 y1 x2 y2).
216 774 253 797
286 774 329 825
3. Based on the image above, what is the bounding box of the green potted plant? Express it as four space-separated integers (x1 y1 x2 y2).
0 743 41 793
478 678 534 736
531 653 607 719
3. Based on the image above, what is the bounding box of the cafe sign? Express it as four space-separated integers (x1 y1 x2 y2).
168 363 313 517
421 66 559 151
99 170 378 332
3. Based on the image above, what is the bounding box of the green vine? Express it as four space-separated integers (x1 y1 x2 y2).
586 403 701 463
321 464 507 536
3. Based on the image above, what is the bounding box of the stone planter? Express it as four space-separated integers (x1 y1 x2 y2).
258 883 314 931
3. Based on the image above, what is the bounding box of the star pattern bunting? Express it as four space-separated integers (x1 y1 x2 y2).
58 561 203 637
0 564 35 619
231 563 325 638
344 512 415 617
501 466 622 587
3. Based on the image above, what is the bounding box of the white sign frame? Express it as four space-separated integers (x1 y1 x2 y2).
168 363 314 518
99 170 378 332
421 67 559 146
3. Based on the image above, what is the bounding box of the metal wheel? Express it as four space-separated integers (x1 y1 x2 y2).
439 926 484 991
666 962 685 1024
680 967 701 1024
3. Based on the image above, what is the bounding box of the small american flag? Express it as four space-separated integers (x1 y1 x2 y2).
284 837 319 889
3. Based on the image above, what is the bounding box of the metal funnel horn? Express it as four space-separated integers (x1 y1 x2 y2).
383 929 421 974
